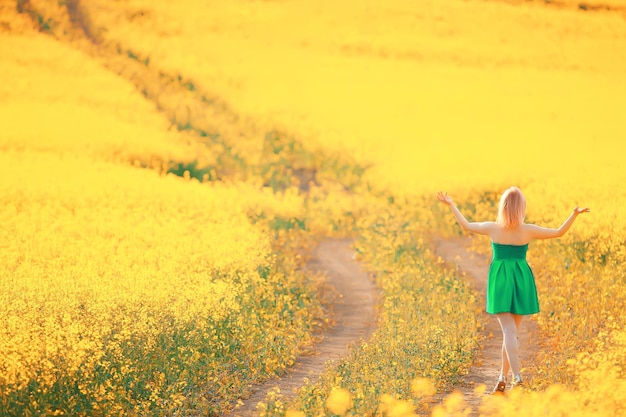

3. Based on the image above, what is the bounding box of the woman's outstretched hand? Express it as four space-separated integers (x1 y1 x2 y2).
574 207 590 214
437 191 453 206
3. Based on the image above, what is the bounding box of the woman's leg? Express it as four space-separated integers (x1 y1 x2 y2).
511 314 523 384
496 313 522 378
500 341 510 380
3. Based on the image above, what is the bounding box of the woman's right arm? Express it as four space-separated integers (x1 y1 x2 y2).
526 207 590 239
437 191 494 235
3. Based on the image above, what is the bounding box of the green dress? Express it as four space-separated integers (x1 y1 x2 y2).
486 242 540 315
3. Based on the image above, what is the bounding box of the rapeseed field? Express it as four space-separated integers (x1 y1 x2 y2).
2 0 625 416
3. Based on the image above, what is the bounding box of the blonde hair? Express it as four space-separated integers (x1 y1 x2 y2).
496 186 526 229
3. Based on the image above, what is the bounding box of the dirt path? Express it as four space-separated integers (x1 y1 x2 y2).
432 237 540 414
230 239 379 416
232 236 540 416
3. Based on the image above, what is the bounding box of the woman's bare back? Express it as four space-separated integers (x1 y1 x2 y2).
487 223 534 245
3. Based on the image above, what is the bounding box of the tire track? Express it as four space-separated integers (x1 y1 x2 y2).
230 239 379 416
18 0 341 189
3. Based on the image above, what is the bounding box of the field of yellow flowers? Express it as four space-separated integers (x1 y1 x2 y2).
2 0 626 416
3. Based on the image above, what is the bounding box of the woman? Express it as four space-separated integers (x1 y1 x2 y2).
436 187 589 394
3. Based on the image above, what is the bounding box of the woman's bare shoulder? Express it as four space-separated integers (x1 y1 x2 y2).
480 222 503 237
521 223 544 231
479 221 500 232
482 221 499 228
520 222 557 240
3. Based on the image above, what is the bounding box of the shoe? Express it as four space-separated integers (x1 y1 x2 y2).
491 380 506 395
511 376 522 389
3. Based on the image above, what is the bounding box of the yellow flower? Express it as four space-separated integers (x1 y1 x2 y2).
411 377 436 397
473 384 487 395
285 409 305 417
442 391 466 413
326 387 352 415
